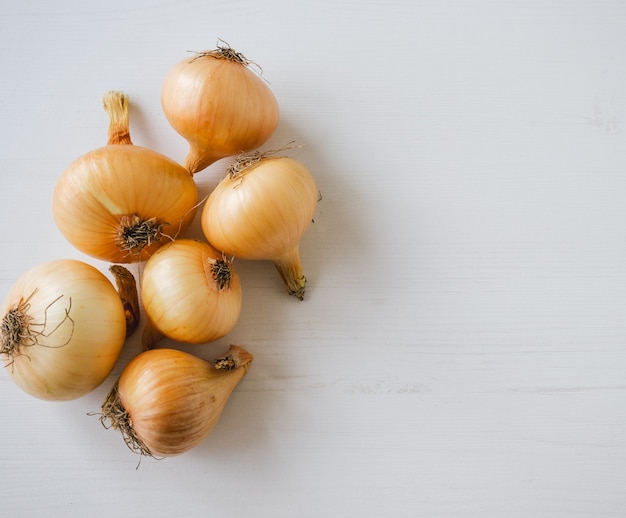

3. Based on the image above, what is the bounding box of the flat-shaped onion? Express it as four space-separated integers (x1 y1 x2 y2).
161 42 279 174
0 260 133 401
52 91 198 263
141 239 242 349
201 153 318 300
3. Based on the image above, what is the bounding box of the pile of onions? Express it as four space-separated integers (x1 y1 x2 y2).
0 260 135 401
201 151 318 300
1 41 321 461
140 239 242 349
161 41 279 174
52 91 198 263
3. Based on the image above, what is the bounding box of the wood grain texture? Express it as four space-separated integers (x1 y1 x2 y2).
1 1 625 516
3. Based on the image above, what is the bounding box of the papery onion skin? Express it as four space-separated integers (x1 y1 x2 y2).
201 156 317 299
161 47 279 174
141 239 242 345
0 260 127 401
52 91 199 264
53 145 198 263
103 345 253 457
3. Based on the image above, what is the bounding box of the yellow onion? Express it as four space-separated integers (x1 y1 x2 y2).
161 42 279 174
100 345 253 457
141 239 242 349
52 91 198 263
201 153 318 299
0 260 134 401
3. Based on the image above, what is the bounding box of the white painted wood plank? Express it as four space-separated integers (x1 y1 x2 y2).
0 1 625 516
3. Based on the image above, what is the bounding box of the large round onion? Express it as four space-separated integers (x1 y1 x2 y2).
0 259 128 401
52 91 198 263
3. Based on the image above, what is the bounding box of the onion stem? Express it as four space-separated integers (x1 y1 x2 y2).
109 265 140 337
274 247 307 301
103 91 132 145
214 345 254 372
141 319 164 351
184 147 221 176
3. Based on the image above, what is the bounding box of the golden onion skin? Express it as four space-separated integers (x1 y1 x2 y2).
116 346 252 457
162 51 279 174
52 145 198 264
201 156 317 299
141 239 242 344
0 260 127 401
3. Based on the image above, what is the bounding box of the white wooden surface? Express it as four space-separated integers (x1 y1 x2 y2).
1 1 626 516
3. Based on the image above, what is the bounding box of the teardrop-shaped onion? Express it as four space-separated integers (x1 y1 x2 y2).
161 44 279 174
100 345 253 457
0 259 128 401
52 91 198 263
141 239 242 347
201 156 317 299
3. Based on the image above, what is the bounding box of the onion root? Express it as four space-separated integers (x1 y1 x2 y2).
0 291 75 369
115 215 165 258
99 380 154 459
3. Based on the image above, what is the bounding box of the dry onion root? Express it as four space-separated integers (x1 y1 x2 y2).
99 345 253 458
161 41 279 174
0 260 136 401
52 91 199 263
201 150 318 299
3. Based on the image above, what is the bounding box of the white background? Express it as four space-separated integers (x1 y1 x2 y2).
1 1 626 516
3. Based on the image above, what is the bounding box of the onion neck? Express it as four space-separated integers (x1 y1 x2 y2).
142 319 164 351
109 265 140 337
184 146 220 175
214 344 253 372
102 91 133 145
273 246 307 301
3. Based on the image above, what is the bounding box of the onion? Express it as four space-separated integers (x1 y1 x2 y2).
52 91 198 263
141 238 242 349
161 41 279 174
201 152 318 299
99 345 253 458
0 260 134 401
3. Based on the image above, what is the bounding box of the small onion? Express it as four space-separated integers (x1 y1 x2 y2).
161 42 279 174
141 239 242 349
52 91 198 263
201 153 318 300
0 260 132 401
100 345 253 458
